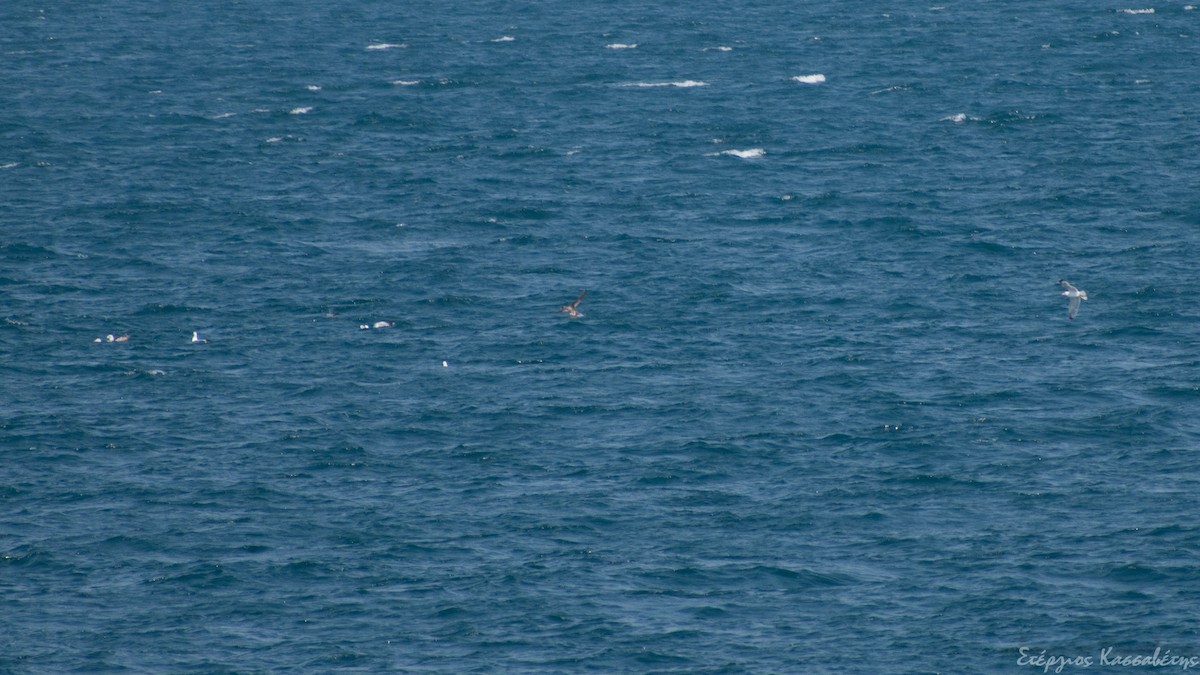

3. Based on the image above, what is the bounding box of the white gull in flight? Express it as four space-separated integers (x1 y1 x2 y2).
1060 280 1088 320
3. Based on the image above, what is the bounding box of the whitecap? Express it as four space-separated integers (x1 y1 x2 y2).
623 80 708 88
792 74 826 84
366 43 406 50
703 46 733 52
391 79 420 86
492 36 515 42
212 112 237 119
306 84 321 91
942 113 968 123
1120 7 1154 13
289 106 312 115
266 136 284 143
606 43 637 49
0 162 18 170
711 148 765 159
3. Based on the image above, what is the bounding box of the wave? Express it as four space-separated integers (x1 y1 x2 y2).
792 74 826 85
606 43 637 49
391 80 420 86
708 148 765 159
1119 8 1155 14
622 80 707 88
491 36 515 43
365 43 406 50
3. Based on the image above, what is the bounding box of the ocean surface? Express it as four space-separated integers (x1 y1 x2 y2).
3 1 1200 672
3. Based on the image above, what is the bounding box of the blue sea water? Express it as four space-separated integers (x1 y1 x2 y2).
3 0 1200 672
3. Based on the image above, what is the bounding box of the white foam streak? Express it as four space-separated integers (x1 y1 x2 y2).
0 162 18 170
792 74 826 84
623 80 708 88
606 43 637 49
391 80 420 86
1120 7 1155 13
492 36 515 42
366 43 406 50
710 148 765 159
289 106 312 115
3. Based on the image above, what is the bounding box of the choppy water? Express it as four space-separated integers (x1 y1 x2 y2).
3 1 1200 672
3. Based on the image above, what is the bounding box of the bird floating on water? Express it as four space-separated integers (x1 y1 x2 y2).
1060 279 1088 320
191 331 207 343
360 321 394 330
560 290 587 318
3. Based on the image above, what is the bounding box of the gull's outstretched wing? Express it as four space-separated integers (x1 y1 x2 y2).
569 290 587 310
1060 279 1077 293
1068 296 1081 320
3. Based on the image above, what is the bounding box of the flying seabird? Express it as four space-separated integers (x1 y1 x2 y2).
1060 279 1088 320
560 290 587 318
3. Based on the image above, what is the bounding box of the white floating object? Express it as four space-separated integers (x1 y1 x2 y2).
191 331 207 343
442 361 448 368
